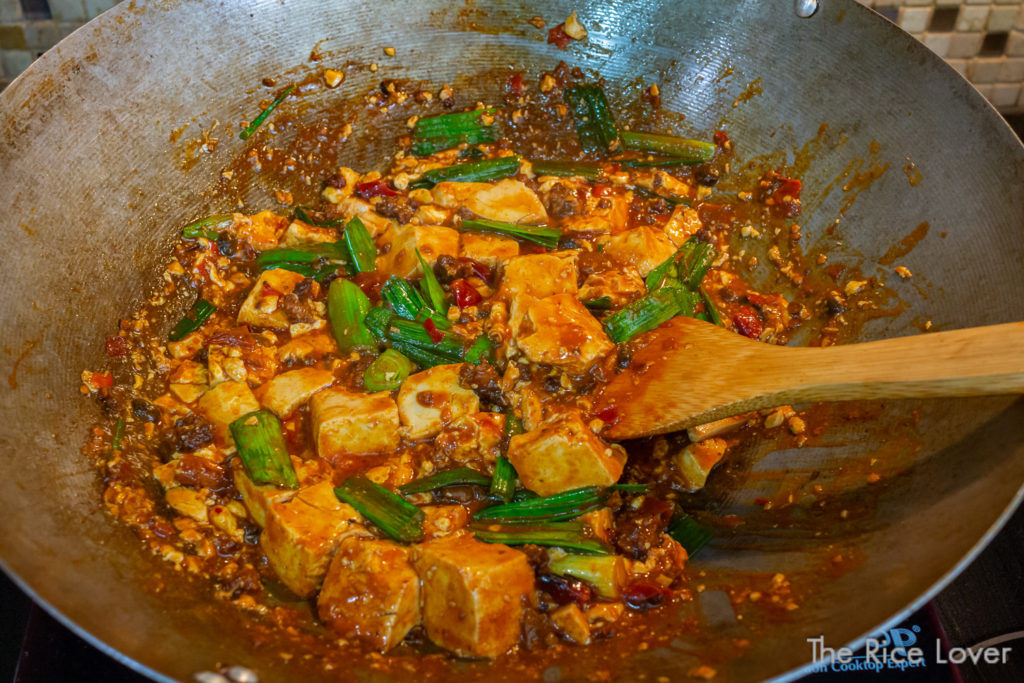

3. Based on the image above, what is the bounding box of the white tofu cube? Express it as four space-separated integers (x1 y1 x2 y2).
281 220 339 247
600 225 678 277
498 252 578 302
311 387 401 457
514 293 615 374
233 210 286 250
396 364 480 441
459 232 520 268
379 224 460 277
327 196 394 238
673 437 727 491
662 205 702 246
317 537 420 651
237 268 308 329
261 481 368 598
233 456 329 527
257 367 336 418
507 413 626 496
463 178 548 224
577 270 647 308
195 380 260 448
412 534 534 657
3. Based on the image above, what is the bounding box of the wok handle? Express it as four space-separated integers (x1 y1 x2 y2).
770 322 1024 404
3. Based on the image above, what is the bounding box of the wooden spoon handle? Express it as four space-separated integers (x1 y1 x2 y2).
762 322 1024 405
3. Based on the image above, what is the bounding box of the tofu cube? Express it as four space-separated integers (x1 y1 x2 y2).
380 224 460 278
433 178 546 225
430 181 491 209
233 467 296 527
317 537 420 651
234 210 287 250
662 205 702 246
498 252 578 301
507 413 626 496
311 387 401 457
195 380 260 448
514 293 615 374
673 437 727 491
329 196 394 238
412 534 534 657
463 178 548 224
600 225 678 277
281 220 339 247
237 268 308 329
435 412 505 473
396 364 480 441
233 457 332 527
261 481 367 598
577 269 647 308
257 367 336 418
557 190 630 235
459 232 520 268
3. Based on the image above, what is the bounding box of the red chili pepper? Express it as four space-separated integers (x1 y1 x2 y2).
547 24 572 49
423 318 444 344
595 406 618 423
89 371 114 388
464 258 491 282
713 130 730 147
744 291 776 307
591 183 612 197
538 573 592 607
450 279 482 308
355 180 398 199
105 336 128 357
623 581 670 611
507 73 525 96
353 271 386 301
732 306 763 339
773 177 802 203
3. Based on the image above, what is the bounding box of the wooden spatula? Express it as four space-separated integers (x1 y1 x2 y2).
595 317 1024 441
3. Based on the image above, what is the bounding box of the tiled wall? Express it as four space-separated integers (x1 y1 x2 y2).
858 0 1024 111
0 0 117 90
2 0 1024 112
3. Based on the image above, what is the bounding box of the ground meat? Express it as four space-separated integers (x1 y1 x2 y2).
612 497 674 560
575 250 614 282
375 196 416 223
544 183 580 218
222 567 263 599
168 413 215 453
458 361 506 408
131 398 161 423
647 197 672 215
325 172 347 189
174 454 231 492
281 292 316 324
434 254 477 285
694 163 721 187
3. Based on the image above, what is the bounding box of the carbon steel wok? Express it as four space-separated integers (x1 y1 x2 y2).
1 0 1022 681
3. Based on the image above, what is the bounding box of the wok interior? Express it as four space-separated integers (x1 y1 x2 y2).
1 1 1022 681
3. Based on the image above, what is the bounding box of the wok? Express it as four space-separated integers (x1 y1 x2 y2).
1 0 1022 681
